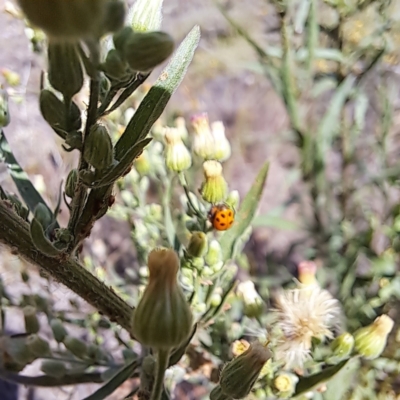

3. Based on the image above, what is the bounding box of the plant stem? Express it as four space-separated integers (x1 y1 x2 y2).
0 201 133 333
68 44 101 248
150 349 170 400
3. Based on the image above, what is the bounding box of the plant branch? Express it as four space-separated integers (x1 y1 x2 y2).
0 201 133 333
0 369 104 387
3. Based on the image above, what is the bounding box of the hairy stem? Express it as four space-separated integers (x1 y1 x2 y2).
0 201 133 332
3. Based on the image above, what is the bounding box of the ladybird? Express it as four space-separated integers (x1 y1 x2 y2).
208 204 235 231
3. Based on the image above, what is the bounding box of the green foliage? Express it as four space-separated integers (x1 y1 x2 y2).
0 0 399 399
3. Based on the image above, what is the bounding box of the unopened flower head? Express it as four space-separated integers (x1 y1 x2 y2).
175 116 188 141
219 340 271 399
237 280 264 319
274 372 299 397
354 314 394 360
297 260 318 287
211 121 231 162
191 112 215 160
231 339 250 357
164 127 192 172
273 284 341 369
328 332 354 363
131 248 193 349
134 149 151 175
187 231 208 258
200 160 228 204
226 190 240 210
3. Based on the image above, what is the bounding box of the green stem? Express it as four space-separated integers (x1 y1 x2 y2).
68 44 100 248
150 349 170 400
178 172 204 222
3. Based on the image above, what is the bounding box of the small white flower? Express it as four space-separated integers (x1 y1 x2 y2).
272 284 341 369
191 113 215 159
237 281 264 318
164 127 192 172
211 121 231 162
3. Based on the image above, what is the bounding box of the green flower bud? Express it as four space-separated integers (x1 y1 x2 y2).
4 336 36 365
131 248 193 350
210 385 232 400
83 124 114 170
130 0 163 32
113 26 133 53
65 169 79 198
192 257 205 270
273 372 299 398
102 49 129 80
39 90 65 135
211 121 231 162
48 42 84 99
237 281 264 319
17 0 110 40
50 319 68 343
164 127 192 172
0 89 10 128
200 161 228 204
354 314 394 360
41 359 67 378
205 240 222 267
328 332 354 363
65 130 83 151
63 336 88 359
26 334 51 357
123 31 174 72
69 101 82 131
226 190 240 210
191 113 215 160
219 341 271 399
133 149 151 176
187 232 208 258
23 306 40 334
88 344 108 363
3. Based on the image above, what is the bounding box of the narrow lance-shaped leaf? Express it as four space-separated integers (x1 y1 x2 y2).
90 138 152 188
0 130 58 227
317 75 356 156
294 359 349 396
219 162 269 261
82 360 138 400
115 25 201 160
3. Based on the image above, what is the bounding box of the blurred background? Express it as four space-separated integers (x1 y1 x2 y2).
1 0 400 399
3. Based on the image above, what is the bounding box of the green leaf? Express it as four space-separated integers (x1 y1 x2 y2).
322 358 359 400
115 25 201 160
82 360 138 400
91 138 152 188
317 75 356 156
294 359 349 396
0 130 57 227
219 162 269 261
252 214 298 230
